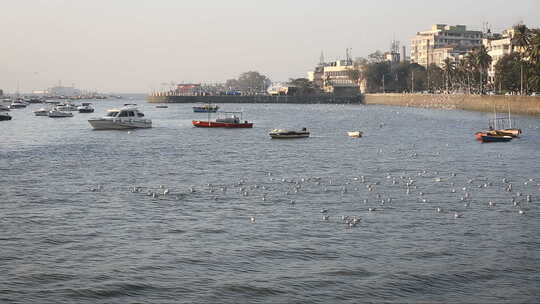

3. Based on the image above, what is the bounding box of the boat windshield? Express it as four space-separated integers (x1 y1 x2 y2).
106 111 119 117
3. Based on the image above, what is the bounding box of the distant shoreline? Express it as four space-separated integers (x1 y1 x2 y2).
146 94 362 105
363 93 540 116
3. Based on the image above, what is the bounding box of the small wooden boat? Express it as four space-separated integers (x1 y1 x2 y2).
155 105 168 108
493 128 521 138
347 131 363 138
480 134 513 143
269 128 310 139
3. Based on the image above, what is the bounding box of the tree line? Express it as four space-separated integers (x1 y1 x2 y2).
357 25 540 94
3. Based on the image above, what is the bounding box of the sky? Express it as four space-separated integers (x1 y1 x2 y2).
1 0 539 93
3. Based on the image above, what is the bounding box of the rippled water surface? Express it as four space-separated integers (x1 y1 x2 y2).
1 97 540 303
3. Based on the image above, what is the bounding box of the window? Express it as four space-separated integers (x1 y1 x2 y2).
128 111 135 117
106 112 119 117
137 112 144 117
118 111 128 117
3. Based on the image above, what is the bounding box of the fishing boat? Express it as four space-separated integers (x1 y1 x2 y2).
192 111 253 128
88 104 152 130
269 128 310 139
347 131 363 138
480 134 513 143
77 102 95 113
193 104 219 113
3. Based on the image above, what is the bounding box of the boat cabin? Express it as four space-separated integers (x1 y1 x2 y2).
106 108 145 118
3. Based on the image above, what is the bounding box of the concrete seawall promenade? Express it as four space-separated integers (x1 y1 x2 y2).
147 94 362 104
364 93 540 116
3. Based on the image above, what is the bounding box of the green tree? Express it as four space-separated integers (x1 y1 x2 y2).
512 24 532 94
230 71 270 95
442 58 456 91
494 53 523 93
471 45 492 94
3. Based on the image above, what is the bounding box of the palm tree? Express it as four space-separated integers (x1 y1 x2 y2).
464 54 477 94
454 58 469 93
442 58 456 92
512 24 532 94
527 29 540 64
472 45 492 94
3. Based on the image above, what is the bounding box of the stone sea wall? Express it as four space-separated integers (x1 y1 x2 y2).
364 93 540 116
147 94 362 104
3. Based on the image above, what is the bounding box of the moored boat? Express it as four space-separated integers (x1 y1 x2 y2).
480 134 513 143
193 104 219 113
88 104 152 130
77 102 95 113
192 111 253 128
48 108 74 118
347 131 363 138
9 100 28 109
269 128 310 139
56 102 78 111
0 110 12 121
33 107 50 116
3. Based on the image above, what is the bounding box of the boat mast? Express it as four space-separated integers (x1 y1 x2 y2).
507 101 512 129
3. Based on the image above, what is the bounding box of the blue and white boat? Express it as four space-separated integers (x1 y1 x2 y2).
193 104 219 113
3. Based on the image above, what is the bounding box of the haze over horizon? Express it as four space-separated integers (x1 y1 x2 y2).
2 0 539 93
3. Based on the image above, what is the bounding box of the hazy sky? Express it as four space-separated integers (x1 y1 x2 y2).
2 0 539 93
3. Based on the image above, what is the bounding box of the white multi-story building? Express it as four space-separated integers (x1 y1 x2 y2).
308 59 360 94
411 24 483 67
482 27 523 83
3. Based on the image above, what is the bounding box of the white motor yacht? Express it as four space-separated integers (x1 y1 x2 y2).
9 100 28 109
0 104 10 111
56 102 78 111
88 104 152 130
34 107 51 116
48 108 74 118
77 102 95 113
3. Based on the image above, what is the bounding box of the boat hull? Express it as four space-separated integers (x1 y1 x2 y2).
269 132 310 139
34 111 49 116
78 109 94 113
0 114 12 121
192 120 253 128
88 119 152 130
480 135 513 143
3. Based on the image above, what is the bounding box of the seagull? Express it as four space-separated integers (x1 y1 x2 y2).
322 215 329 221
454 212 463 218
250 217 256 223
437 207 442 213
518 210 525 215
320 209 328 213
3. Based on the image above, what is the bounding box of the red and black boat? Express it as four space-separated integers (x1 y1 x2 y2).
192 111 253 128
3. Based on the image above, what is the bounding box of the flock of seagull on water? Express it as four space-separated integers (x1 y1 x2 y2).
88 167 537 228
